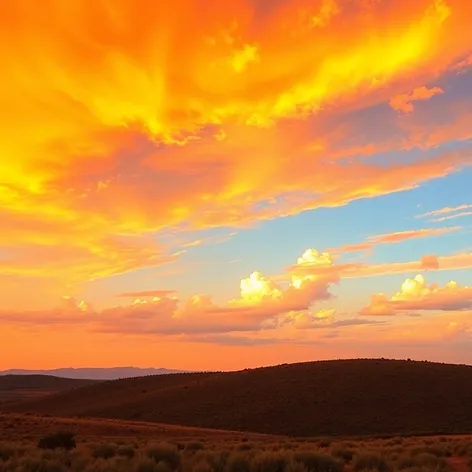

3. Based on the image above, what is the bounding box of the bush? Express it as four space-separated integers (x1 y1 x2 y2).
0 443 15 461
186 442 205 452
284 460 309 472
15 456 66 472
37 432 76 451
136 458 175 472
251 451 290 472
146 443 181 471
117 444 136 459
92 443 117 459
193 459 214 472
225 452 251 472
293 451 342 472
331 446 355 463
411 446 451 458
353 453 390 472
413 453 450 472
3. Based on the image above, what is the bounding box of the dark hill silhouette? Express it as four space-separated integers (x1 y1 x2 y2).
1 367 186 380
5 359 472 437
0 375 99 403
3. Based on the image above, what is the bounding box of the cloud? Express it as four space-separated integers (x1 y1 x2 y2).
338 252 472 279
1 248 344 337
454 54 472 71
430 212 472 222
2 0 472 292
416 204 472 223
330 226 460 253
389 86 444 114
117 290 177 299
360 274 472 315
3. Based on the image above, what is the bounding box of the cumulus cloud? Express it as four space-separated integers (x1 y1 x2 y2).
1 248 344 337
389 86 444 114
360 274 472 315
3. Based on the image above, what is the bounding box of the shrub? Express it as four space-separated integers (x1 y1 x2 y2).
284 460 309 472
353 453 390 472
192 459 214 472
413 453 450 472
225 452 251 472
293 451 342 472
0 443 15 461
92 442 117 459
37 432 76 451
204 451 230 472
117 444 136 459
136 458 172 472
251 451 290 472
411 446 451 458
146 442 181 471
331 446 355 463
186 442 205 452
16 456 66 472
237 443 254 452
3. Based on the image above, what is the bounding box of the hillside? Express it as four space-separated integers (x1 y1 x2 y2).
5 359 472 437
1 366 187 380
0 375 99 404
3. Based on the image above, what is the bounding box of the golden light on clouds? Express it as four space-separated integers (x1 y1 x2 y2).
1 0 472 368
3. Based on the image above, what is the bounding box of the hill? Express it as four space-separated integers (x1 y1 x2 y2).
0 375 99 404
5 359 472 437
0 367 187 380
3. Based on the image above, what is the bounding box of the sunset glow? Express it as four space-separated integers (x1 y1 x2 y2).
1 0 472 370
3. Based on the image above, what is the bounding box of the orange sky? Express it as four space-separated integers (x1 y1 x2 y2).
1 0 472 370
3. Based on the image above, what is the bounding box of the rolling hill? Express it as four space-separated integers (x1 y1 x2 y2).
0 375 99 404
5 359 472 437
1 367 186 380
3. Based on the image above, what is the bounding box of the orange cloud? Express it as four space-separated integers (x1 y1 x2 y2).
417 204 472 217
117 290 177 299
360 274 472 315
0 249 342 336
1 0 472 298
416 204 472 222
331 226 460 253
389 85 444 113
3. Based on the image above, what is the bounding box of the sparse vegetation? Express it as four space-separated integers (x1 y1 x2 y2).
0 425 470 472
37 431 76 450
6 360 472 437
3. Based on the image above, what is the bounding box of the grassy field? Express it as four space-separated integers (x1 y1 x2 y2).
0 413 471 472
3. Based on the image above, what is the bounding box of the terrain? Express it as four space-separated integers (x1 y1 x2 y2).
0 367 186 380
0 413 471 472
0 375 98 404
4 359 472 437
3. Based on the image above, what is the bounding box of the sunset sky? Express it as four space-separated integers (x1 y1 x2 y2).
1 0 472 371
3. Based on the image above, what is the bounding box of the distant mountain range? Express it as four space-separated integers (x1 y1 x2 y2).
0 367 187 380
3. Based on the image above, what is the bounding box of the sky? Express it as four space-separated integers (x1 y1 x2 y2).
1 0 472 371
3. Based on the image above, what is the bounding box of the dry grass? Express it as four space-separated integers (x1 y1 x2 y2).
0 422 471 472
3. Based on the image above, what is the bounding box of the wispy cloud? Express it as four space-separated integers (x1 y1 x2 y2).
330 226 461 254
389 86 444 114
